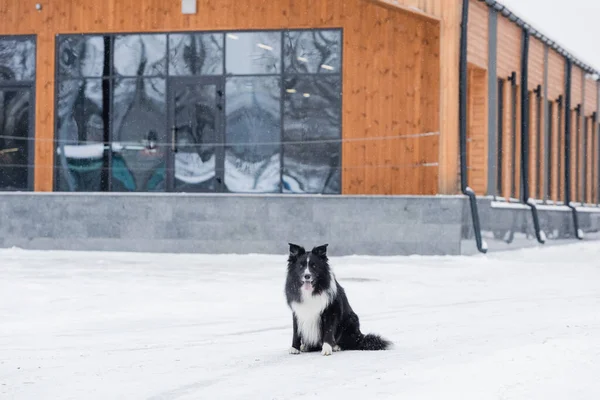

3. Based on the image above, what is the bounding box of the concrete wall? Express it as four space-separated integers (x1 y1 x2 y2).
461 197 600 254
0 193 467 256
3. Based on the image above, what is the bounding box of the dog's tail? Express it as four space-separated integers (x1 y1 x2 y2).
355 333 392 351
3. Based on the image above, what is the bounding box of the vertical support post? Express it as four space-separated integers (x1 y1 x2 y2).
487 7 498 196
459 0 487 253
564 58 583 239
520 28 545 244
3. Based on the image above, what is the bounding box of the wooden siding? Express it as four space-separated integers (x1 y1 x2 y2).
527 38 545 199
467 0 488 69
0 0 442 195
528 90 544 199
497 14 521 79
571 66 584 106
547 48 565 100
466 65 488 194
585 78 597 116
585 116 593 203
383 0 462 194
548 100 560 201
528 37 544 89
570 108 578 202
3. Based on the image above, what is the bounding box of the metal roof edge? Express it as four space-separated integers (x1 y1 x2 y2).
478 0 600 78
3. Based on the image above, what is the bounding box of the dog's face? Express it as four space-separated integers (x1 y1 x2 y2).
287 243 331 293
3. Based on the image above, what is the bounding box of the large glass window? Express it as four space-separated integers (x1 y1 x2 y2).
55 29 342 194
0 36 36 191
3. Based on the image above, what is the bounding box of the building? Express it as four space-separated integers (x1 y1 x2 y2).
0 0 598 255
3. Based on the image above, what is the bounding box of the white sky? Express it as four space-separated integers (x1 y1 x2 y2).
499 0 600 70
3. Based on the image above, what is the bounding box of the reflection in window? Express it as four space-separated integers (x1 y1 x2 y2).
58 36 106 78
283 142 340 194
225 76 281 192
0 89 31 190
55 79 105 191
54 29 342 194
169 33 223 76
225 31 281 75
283 75 341 141
284 30 341 74
112 78 167 191
113 35 167 76
0 38 36 81
173 83 218 191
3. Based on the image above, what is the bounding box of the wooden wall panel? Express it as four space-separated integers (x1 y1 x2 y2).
548 100 560 201
466 65 488 194
0 0 441 195
467 0 488 69
585 116 593 203
547 48 565 100
497 15 521 78
571 66 584 107
528 91 538 198
570 109 578 202
585 78 597 116
528 37 544 89
500 80 512 199
381 0 462 194
526 37 544 200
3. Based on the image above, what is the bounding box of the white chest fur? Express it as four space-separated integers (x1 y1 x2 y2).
290 289 331 346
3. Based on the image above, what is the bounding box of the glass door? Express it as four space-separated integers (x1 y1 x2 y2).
168 78 224 192
0 86 34 190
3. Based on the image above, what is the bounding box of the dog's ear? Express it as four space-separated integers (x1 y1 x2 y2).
288 243 305 258
311 244 329 258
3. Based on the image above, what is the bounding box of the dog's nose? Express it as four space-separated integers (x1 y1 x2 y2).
304 274 311 280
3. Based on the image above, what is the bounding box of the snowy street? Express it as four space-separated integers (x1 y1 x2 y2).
1 243 600 400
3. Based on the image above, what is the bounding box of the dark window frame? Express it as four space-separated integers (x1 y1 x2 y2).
0 34 37 191
54 28 343 194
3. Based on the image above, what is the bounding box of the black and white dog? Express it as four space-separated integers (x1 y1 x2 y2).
285 243 391 356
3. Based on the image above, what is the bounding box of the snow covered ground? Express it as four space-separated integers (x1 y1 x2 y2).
1 243 600 400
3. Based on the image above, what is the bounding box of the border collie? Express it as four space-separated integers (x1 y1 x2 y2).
285 243 392 356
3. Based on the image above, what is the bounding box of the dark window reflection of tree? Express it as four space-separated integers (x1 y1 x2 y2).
169 33 223 76
0 90 30 190
225 76 281 193
112 76 166 192
282 75 341 194
56 79 105 192
284 30 341 74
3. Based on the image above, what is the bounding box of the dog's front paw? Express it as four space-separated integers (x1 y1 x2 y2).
289 347 301 355
321 343 333 356
333 345 341 352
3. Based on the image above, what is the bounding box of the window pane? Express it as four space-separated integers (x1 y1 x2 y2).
55 79 106 191
169 33 223 76
114 34 167 76
112 77 167 191
0 38 35 81
225 76 281 192
173 82 219 192
225 31 281 75
283 30 341 74
283 75 341 141
283 142 340 194
58 36 106 78
0 89 31 190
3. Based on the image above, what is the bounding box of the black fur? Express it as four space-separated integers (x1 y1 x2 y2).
285 243 392 355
